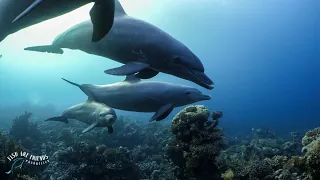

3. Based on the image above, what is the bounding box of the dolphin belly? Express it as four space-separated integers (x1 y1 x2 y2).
89 81 179 113
97 96 162 112
91 87 163 112
0 0 88 42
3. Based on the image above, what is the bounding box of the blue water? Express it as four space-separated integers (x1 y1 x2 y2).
0 0 319 136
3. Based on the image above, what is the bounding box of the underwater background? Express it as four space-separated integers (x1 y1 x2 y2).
0 0 319 135
0 0 319 179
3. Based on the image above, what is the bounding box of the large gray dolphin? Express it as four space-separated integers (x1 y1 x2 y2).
61 75 211 122
46 101 117 133
0 0 115 43
24 0 214 90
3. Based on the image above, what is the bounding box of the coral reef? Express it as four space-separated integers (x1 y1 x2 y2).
217 127 320 180
252 128 276 139
166 105 223 180
2 107 320 180
221 169 234 180
300 128 320 179
21 111 173 179
0 130 39 180
42 142 141 180
302 127 320 152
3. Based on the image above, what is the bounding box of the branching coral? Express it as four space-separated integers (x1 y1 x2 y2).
9 112 43 149
9 112 32 141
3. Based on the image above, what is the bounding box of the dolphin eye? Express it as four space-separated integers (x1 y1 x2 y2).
185 92 191 95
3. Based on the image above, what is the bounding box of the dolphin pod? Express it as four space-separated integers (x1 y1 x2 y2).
2 0 214 123
0 0 115 43
61 75 211 122
24 0 214 90
46 101 117 133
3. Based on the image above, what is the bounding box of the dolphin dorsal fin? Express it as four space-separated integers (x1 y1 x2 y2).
115 0 127 16
124 75 140 83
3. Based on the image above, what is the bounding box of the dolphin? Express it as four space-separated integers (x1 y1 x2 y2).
60 75 211 122
24 0 214 90
46 101 117 133
0 0 115 43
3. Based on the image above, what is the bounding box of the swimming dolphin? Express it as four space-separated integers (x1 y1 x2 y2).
61 75 211 122
24 0 214 90
0 0 115 43
46 101 117 133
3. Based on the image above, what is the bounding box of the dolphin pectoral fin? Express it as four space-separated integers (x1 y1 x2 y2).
104 62 150 76
12 0 43 23
90 0 115 42
124 74 141 82
24 45 64 54
149 104 174 122
135 69 159 79
107 126 114 133
45 116 68 123
87 97 94 102
82 123 98 133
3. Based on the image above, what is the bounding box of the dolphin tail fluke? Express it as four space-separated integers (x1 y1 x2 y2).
61 78 82 89
12 0 43 23
61 78 97 101
45 116 68 123
24 45 64 54
90 0 115 42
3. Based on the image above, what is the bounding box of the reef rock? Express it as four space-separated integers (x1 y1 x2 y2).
166 105 223 180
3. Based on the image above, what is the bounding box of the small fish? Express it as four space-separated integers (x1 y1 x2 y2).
0 55 2 58
5 158 25 175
